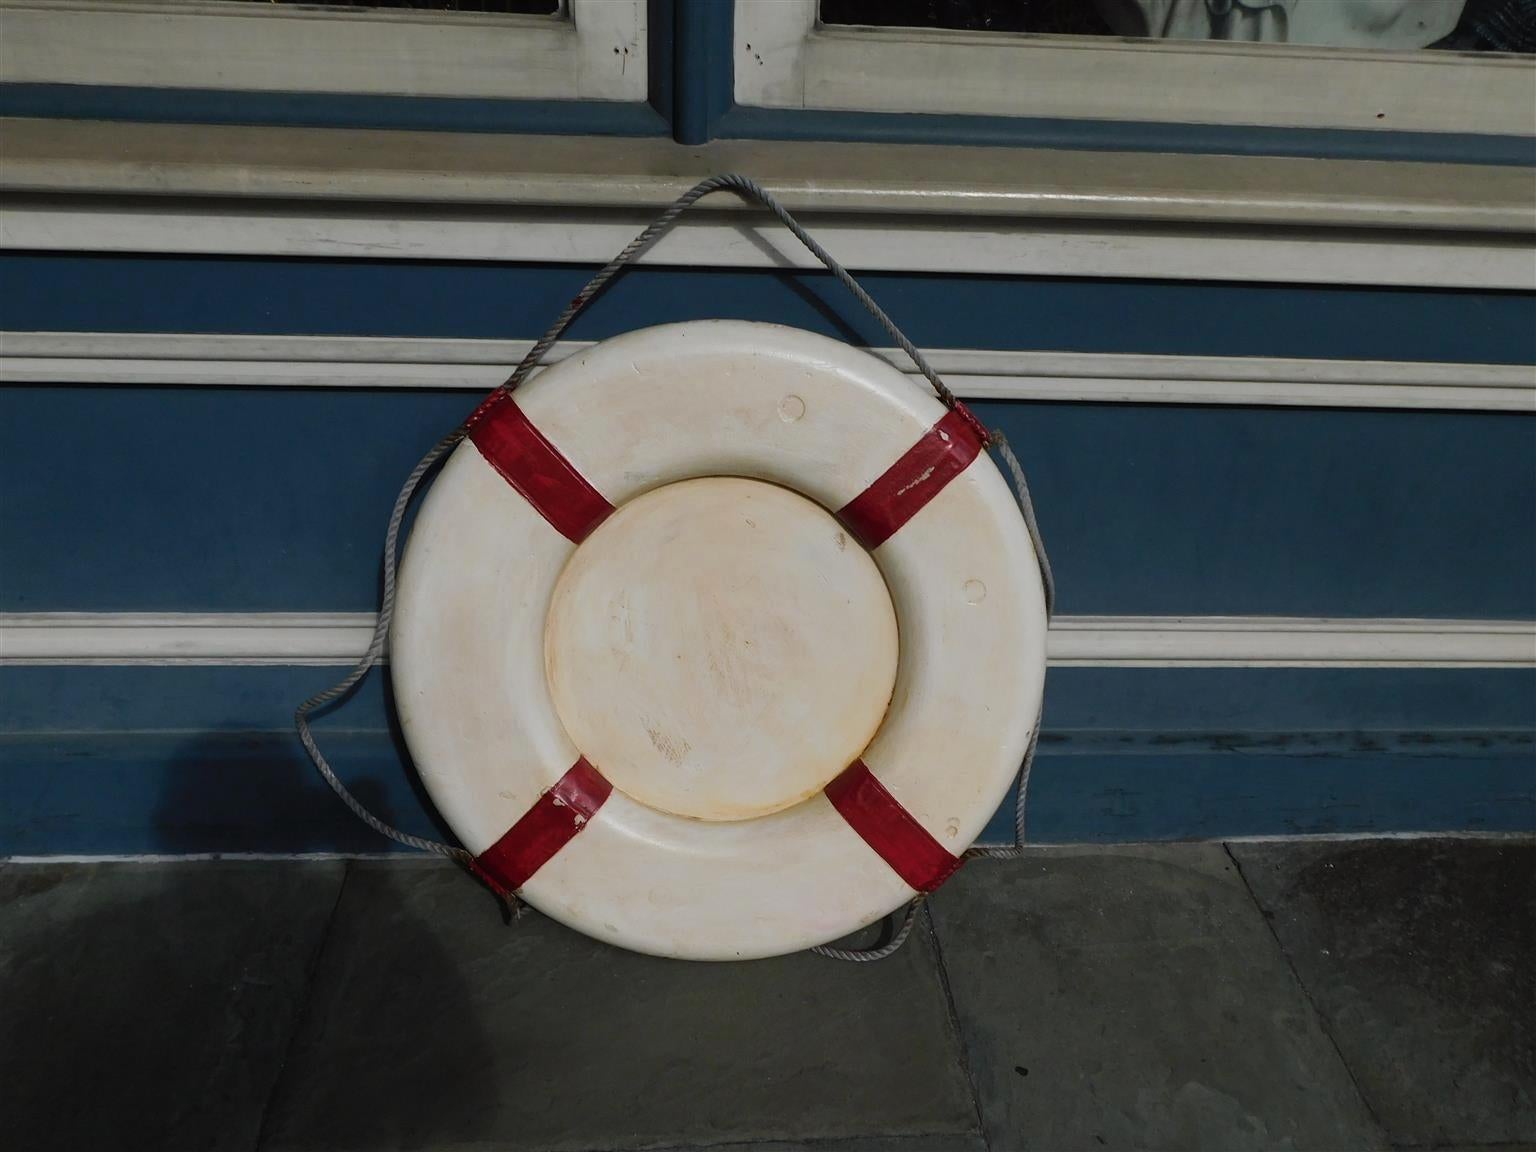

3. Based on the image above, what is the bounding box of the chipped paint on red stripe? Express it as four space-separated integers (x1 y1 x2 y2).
824 760 963 893
474 757 613 895
836 405 986 551
467 393 614 543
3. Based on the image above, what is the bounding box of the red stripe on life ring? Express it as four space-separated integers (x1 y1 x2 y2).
473 757 613 894
824 760 963 893
836 405 985 551
467 393 615 543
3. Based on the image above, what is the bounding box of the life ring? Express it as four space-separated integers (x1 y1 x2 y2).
391 320 1047 959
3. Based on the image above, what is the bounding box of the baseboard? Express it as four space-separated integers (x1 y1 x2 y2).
1 729 1530 856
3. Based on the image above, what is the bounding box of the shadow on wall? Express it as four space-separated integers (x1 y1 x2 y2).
150 711 452 855
0 860 497 1152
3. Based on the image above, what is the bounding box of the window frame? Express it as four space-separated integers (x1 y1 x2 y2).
0 0 649 103
734 0 1535 139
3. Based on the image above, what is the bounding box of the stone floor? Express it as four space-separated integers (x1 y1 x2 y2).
1 838 1531 1152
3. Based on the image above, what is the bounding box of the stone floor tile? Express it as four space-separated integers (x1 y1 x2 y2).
1231 837 1535 1148
0 861 344 1152
258 859 982 1152
928 846 1385 1152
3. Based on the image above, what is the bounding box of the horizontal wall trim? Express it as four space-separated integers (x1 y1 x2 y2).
714 105 1536 169
4 120 1531 286
1046 617 1536 669
6 196 1530 290
3 613 1531 669
6 332 1532 412
7 119 1534 230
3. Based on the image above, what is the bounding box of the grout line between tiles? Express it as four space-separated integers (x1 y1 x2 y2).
1222 841 1391 1147
923 897 994 1152
250 859 351 1152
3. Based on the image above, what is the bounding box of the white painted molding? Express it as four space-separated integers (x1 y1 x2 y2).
0 614 379 666
0 0 648 102
4 332 1532 412
1046 617 1536 668
735 0 1536 137
5 197 1530 290
2 613 1531 668
5 119 1531 290
7 120 1531 233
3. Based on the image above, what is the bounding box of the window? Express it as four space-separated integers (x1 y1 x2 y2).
0 0 648 102
737 0 1535 137
820 0 1533 52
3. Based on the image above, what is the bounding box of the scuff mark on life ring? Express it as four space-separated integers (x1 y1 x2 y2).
894 465 937 499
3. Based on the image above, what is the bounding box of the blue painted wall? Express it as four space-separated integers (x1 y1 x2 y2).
3 385 1533 620
4 255 1531 362
2 248 1533 854
1 0 1533 854
2 668 1532 855
4 258 1534 622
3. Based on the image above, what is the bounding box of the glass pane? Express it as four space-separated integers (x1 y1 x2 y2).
216 1 560 14
820 0 1536 53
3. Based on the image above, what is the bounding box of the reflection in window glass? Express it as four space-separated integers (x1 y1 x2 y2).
820 0 1536 52
821 0 1107 35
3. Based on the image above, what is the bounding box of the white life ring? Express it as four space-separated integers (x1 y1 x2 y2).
392 320 1047 960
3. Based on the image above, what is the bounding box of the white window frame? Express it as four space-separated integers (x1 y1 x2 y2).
0 0 648 102
736 0 1535 138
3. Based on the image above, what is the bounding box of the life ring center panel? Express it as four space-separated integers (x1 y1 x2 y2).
544 476 899 823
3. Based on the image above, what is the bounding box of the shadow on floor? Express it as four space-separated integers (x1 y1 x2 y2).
255 862 503 1152
0 855 496 1152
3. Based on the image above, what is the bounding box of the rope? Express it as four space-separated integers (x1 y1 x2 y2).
992 429 1056 618
496 174 963 410
811 896 926 963
294 173 1054 954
